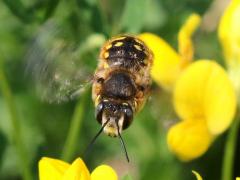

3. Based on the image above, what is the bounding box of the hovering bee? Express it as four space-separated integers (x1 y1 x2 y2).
93 35 153 137
26 22 153 161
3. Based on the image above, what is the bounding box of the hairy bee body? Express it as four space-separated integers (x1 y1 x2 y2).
92 35 153 137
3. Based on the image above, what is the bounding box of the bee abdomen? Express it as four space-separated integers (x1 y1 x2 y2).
102 71 136 100
103 36 148 69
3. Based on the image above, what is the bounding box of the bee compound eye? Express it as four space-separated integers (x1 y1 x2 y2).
95 102 104 124
122 105 133 130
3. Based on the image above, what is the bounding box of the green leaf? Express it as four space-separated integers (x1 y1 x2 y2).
120 0 147 34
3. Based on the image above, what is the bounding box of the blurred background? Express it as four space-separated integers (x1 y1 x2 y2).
0 0 239 179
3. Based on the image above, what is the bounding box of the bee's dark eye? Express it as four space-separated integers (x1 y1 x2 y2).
122 105 133 129
95 102 104 124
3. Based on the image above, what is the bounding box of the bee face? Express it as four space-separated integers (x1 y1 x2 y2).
95 100 133 137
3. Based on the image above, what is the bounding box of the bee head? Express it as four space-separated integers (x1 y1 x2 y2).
95 100 133 137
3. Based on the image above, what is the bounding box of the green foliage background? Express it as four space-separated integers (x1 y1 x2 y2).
0 0 239 179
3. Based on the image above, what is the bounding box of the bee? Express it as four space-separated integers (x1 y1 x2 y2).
26 22 153 161
93 35 153 137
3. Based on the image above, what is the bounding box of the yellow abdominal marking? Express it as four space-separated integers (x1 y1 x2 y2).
113 36 126 41
105 44 112 49
114 42 124 47
134 44 142 51
103 52 109 59
134 39 144 45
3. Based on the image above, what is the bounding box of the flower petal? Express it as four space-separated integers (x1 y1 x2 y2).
178 13 201 66
218 0 240 66
91 165 118 180
204 62 237 134
174 60 236 135
167 119 213 161
139 15 200 91
139 33 181 91
39 157 70 180
63 158 90 180
218 0 240 102
192 170 203 180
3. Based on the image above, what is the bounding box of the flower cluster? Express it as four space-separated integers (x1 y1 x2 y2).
139 4 238 161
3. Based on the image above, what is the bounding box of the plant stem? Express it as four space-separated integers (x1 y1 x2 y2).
61 88 90 162
221 111 240 180
0 68 32 180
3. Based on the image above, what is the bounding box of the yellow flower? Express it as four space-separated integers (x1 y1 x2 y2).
140 13 237 161
167 118 213 161
174 60 236 135
39 157 118 180
218 0 240 66
139 14 201 91
218 0 240 102
168 60 236 161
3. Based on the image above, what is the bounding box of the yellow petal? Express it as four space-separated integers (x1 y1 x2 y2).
91 165 118 180
63 158 90 180
218 0 240 66
178 14 201 66
139 33 181 91
39 157 70 180
167 119 213 161
204 63 237 134
236 177 240 180
192 170 203 180
218 0 240 102
174 60 236 135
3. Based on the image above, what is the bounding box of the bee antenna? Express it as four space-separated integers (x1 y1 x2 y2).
83 119 110 159
116 121 130 162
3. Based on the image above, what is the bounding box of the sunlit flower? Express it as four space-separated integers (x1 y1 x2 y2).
168 60 236 161
218 0 240 103
39 157 118 180
173 60 236 135
140 14 237 161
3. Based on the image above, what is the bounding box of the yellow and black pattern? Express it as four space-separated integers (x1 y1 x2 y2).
102 35 149 70
93 35 153 137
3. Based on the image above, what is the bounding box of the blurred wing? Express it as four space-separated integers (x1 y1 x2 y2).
26 20 103 103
